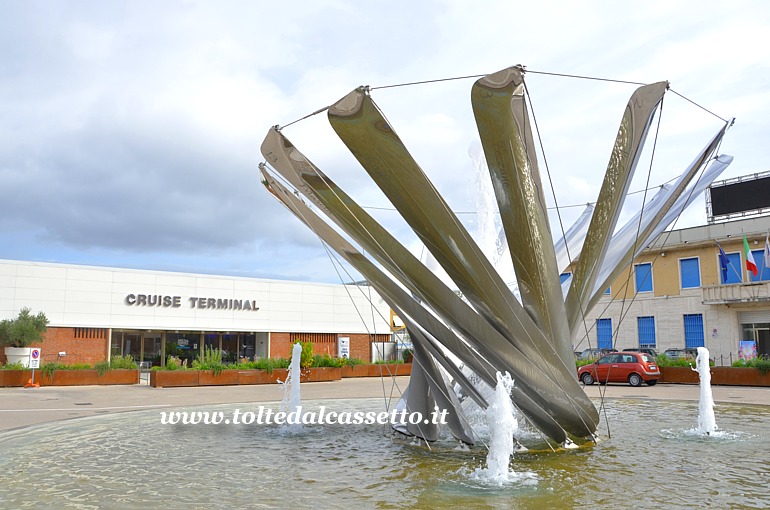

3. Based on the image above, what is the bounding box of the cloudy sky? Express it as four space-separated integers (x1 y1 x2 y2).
2 0 769 284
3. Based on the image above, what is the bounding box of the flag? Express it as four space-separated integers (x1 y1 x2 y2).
744 235 758 277
764 233 770 270
718 244 729 284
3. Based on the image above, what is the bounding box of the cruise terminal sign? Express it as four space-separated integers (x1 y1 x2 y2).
125 294 260 311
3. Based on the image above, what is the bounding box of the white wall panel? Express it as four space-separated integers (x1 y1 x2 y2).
15 276 66 290
0 274 17 287
62 313 112 326
65 268 113 282
64 300 112 315
14 288 66 302
65 279 113 293
155 274 197 288
0 259 391 335
16 264 67 279
112 271 157 285
0 264 18 276
234 280 272 292
0 286 15 300
195 277 235 291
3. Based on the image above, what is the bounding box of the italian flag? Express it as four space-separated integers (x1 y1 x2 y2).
744 236 759 277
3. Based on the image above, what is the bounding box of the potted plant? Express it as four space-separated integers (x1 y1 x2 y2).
0 307 48 367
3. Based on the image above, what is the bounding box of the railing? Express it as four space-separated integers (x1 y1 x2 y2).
714 353 735 367
138 361 152 385
702 282 770 304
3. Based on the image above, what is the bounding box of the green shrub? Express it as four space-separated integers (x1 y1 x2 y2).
312 353 346 368
1 361 26 370
343 357 365 366
292 341 314 369
165 356 181 371
110 355 138 370
756 358 770 374
192 346 226 376
654 354 697 368
41 362 64 379
94 361 110 376
732 356 770 374
242 357 290 373
0 307 49 348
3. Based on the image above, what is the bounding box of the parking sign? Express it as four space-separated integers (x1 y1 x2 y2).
29 348 41 369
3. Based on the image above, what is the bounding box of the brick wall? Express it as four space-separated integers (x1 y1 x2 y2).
270 332 292 359
269 332 390 362
349 333 387 362
0 327 110 365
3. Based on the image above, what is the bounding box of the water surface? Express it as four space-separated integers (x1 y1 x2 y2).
0 398 768 509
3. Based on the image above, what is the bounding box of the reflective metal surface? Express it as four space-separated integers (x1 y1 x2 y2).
259 67 733 446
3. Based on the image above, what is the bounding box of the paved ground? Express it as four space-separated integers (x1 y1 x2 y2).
1 378 769 433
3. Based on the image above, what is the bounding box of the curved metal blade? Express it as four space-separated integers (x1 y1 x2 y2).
555 204 595 276
566 81 668 334
586 123 730 308
471 65 573 369
408 328 476 444
327 90 527 345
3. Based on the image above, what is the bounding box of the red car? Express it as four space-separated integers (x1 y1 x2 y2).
578 352 659 387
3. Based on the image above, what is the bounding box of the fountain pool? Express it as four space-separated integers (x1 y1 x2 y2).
0 398 768 508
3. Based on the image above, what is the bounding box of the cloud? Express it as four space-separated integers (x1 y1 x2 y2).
1 0 769 283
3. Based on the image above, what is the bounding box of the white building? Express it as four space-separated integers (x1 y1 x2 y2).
0 259 392 366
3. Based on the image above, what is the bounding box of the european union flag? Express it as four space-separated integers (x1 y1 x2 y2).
718 245 729 284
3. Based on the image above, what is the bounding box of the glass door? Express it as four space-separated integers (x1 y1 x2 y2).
143 333 162 366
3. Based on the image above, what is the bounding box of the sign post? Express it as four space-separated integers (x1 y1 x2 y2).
26 348 41 388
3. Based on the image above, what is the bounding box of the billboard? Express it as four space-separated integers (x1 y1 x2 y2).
708 172 770 221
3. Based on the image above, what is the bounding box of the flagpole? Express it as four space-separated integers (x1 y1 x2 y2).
716 239 742 284
763 231 770 281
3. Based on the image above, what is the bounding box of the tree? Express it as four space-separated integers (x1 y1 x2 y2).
0 308 49 348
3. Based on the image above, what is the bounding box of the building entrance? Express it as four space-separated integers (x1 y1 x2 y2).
740 323 770 358
111 331 162 365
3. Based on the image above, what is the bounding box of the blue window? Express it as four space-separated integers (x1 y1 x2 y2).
721 252 742 284
559 272 571 284
680 257 701 289
750 250 770 281
637 316 656 348
604 286 611 295
597 318 613 350
683 314 705 349
635 263 653 293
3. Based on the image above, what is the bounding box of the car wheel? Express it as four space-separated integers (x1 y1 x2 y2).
646 380 657 386
628 373 643 387
581 372 594 385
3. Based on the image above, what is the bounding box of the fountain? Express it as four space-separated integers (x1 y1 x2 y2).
280 342 303 432
472 371 518 484
692 346 718 435
259 64 733 448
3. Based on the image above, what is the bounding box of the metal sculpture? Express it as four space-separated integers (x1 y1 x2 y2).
259 65 732 446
